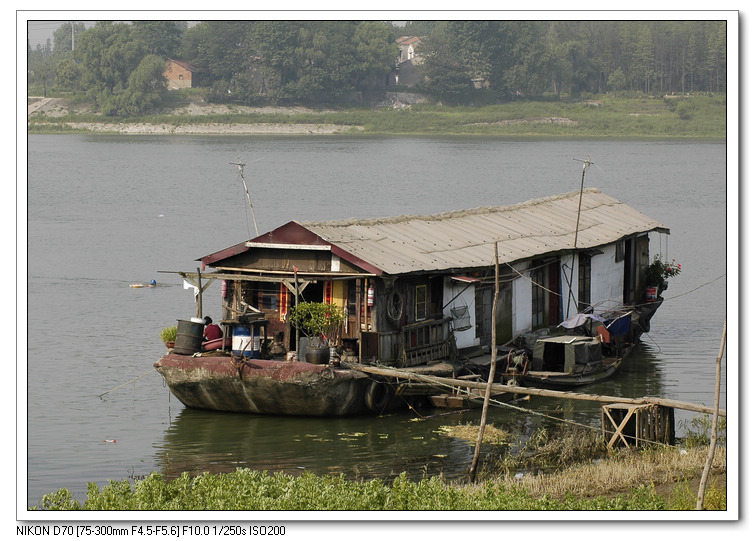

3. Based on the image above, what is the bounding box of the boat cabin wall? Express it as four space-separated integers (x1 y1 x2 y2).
510 236 652 340
219 248 362 275
225 276 380 357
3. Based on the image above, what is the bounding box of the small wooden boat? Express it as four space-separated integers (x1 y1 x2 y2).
501 334 623 389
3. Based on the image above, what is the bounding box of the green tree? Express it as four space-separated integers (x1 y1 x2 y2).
182 21 251 82
706 21 726 93
397 21 436 39
288 21 359 100
607 67 627 92
52 22 87 59
503 22 551 96
100 54 167 116
416 23 474 105
353 21 397 90
55 57 83 91
249 21 302 89
131 21 185 57
30 47 56 96
75 22 147 100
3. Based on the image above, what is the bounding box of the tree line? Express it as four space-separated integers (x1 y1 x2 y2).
27 20 727 115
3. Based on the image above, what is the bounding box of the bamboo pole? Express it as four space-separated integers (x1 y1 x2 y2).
341 362 726 417
697 319 726 510
196 267 203 319
470 242 499 482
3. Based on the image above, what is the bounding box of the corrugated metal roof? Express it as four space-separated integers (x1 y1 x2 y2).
300 189 669 275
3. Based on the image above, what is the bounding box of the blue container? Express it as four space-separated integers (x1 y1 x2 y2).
232 326 252 357
613 314 631 337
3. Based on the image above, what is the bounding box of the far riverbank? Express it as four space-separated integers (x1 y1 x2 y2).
27 93 726 138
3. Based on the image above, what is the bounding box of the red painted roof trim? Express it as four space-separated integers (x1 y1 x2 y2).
199 221 384 276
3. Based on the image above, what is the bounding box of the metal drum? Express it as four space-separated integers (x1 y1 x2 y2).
173 319 204 355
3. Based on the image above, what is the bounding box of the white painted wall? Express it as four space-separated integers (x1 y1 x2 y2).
444 241 628 346
512 262 532 336
443 278 478 349
590 248 626 310
511 242 626 335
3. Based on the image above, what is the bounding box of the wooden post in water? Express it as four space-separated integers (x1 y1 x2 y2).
697 319 726 510
470 242 499 482
293 266 299 354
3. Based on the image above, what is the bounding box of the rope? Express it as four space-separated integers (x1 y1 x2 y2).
396 368 599 432
662 273 726 301
98 368 156 398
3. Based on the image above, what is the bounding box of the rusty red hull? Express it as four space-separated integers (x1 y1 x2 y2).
154 354 373 416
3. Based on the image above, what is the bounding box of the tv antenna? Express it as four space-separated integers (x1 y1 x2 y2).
566 155 595 318
230 159 261 237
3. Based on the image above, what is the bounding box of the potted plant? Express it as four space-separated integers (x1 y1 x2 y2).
644 255 681 299
288 301 345 364
160 325 177 348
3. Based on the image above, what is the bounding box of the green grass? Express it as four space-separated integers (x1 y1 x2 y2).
34 469 675 511
27 94 727 139
32 436 726 511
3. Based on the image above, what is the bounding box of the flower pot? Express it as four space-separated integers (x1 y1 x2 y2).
164 341 175 349
305 346 330 364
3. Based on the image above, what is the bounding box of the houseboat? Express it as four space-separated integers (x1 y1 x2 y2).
154 188 670 416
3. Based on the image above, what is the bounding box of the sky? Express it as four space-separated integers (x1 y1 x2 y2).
26 20 95 48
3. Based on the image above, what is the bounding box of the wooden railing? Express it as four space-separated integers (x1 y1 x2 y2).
397 317 453 367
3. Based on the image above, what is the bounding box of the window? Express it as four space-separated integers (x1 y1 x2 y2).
415 285 428 321
578 253 592 311
531 265 546 329
475 285 493 339
615 241 625 262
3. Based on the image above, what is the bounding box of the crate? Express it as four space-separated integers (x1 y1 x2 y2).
602 403 675 449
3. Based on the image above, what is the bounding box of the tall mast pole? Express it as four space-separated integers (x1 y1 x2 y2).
230 161 258 237
566 156 593 318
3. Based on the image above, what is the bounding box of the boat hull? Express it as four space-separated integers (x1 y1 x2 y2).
155 354 373 416
512 358 622 390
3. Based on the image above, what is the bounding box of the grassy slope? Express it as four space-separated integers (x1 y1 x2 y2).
27 94 727 138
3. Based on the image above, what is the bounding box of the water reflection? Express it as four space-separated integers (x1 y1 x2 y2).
26 135 727 507
153 339 715 485
156 407 489 483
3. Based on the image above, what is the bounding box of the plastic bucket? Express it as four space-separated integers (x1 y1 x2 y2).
252 326 261 359
174 319 204 355
232 326 252 357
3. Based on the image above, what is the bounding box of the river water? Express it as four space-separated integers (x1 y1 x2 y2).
23 134 731 510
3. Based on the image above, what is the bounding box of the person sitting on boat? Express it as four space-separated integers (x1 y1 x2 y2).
203 316 223 341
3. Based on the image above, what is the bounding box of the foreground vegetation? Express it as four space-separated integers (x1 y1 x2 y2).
33 422 726 511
